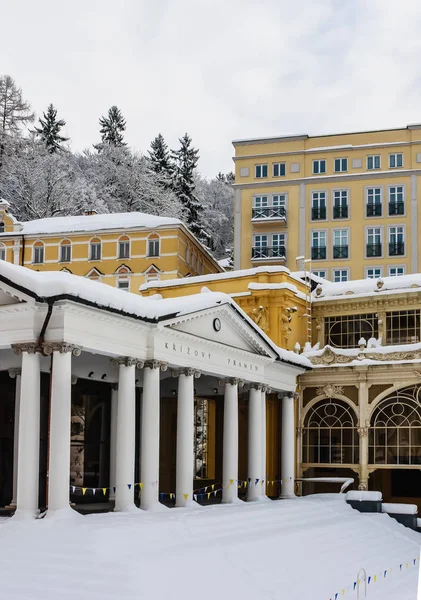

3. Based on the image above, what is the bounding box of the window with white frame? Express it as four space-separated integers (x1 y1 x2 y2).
90 238 102 261
313 159 326 175
272 163 286 177
334 158 347 173
60 241 71 263
0 244 5 261
117 279 130 291
311 191 327 220
366 187 382 217
312 270 327 279
145 266 161 282
252 234 267 259
333 229 349 259
333 190 348 219
388 186 404 215
147 235 160 257
255 164 268 178
118 236 130 259
252 194 286 219
389 153 403 168
33 242 44 264
366 227 382 257
333 269 349 282
366 267 382 279
389 226 405 256
367 155 381 170
252 233 285 259
389 266 405 276
311 230 327 260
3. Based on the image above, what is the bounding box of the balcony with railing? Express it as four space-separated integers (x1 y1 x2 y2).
311 207 326 220
333 245 349 259
311 246 327 260
251 206 286 221
333 206 348 219
366 204 382 217
388 202 404 216
251 246 286 261
366 243 382 257
389 242 405 256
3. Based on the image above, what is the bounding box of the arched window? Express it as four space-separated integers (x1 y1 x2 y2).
303 398 358 464
145 265 161 283
118 235 130 260
0 243 5 261
60 239 72 263
33 240 44 264
147 233 160 258
369 386 421 465
90 237 102 261
115 265 131 292
0 222 5 234
86 267 102 282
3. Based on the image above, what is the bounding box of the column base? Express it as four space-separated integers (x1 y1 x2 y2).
141 502 170 512
221 497 244 505
175 499 200 509
12 509 40 521
279 493 297 499
45 506 83 520
114 503 140 514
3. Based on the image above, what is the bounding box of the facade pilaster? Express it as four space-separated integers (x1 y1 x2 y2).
247 383 262 501
140 360 167 510
173 368 200 507
280 393 296 498
12 343 41 518
112 356 138 512
46 343 81 516
221 378 243 504
358 378 369 491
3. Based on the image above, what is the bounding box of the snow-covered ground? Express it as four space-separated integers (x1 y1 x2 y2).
0 495 419 600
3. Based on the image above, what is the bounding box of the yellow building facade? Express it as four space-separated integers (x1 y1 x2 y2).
233 124 421 281
0 201 222 291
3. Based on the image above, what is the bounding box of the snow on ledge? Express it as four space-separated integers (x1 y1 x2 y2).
346 490 382 502
382 503 418 515
313 273 421 300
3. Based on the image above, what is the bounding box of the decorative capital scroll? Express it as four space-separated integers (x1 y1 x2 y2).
296 427 303 438
316 383 344 397
43 342 82 356
12 343 39 356
144 360 168 371
172 368 201 378
357 426 369 438
110 357 137 368
249 382 263 391
218 378 245 387
8 368 21 379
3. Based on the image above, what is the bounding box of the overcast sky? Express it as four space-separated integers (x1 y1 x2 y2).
2 0 421 176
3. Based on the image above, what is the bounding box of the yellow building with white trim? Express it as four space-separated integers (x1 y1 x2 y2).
233 124 421 281
0 200 222 291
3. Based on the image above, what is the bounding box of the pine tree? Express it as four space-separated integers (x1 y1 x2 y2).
34 104 69 153
148 134 173 175
171 133 208 243
0 75 34 170
97 105 126 148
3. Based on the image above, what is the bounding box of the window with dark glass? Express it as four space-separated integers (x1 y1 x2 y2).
272 163 286 177
385 310 420 345
388 186 404 215
325 313 378 348
334 158 347 173
366 187 382 217
311 192 326 220
333 190 348 218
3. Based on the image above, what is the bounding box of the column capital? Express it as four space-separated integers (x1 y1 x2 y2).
357 426 369 437
110 356 137 368
249 382 264 391
12 342 40 356
8 368 21 379
278 391 299 401
218 378 244 387
144 360 168 371
172 368 201 379
43 342 82 356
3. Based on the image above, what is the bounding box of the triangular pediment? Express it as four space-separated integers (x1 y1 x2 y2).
161 304 276 358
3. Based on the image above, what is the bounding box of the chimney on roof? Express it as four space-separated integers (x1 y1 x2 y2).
84 209 98 216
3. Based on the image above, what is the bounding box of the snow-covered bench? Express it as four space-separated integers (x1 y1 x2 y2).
381 503 418 530
345 490 382 513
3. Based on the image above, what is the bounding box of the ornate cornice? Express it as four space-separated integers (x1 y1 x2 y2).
316 383 345 397
43 342 82 356
310 345 421 365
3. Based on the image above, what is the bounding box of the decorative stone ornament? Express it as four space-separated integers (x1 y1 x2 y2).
43 342 82 356
12 343 39 355
316 383 345 397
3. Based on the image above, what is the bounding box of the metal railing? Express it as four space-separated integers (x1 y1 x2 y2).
366 204 382 217
252 245 286 259
388 201 404 215
333 245 349 259
333 206 348 219
311 246 327 260
311 207 326 220
366 243 382 257
389 242 405 256
252 206 286 220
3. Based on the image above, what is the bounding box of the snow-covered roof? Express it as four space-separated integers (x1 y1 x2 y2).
313 273 421 301
1 212 181 237
0 262 309 369
217 257 231 268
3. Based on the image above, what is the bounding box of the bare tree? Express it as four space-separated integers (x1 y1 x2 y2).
0 75 34 171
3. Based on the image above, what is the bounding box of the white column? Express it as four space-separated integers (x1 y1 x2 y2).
247 385 262 501
176 369 197 507
14 345 41 518
114 358 137 512
47 344 78 516
261 388 268 497
109 385 118 502
8 369 21 507
280 394 296 498
222 379 240 504
141 362 167 510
